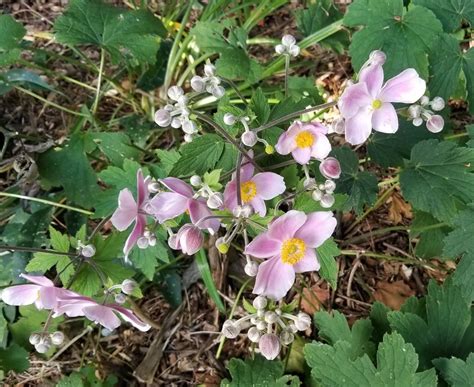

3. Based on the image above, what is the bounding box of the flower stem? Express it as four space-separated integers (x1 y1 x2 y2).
236 152 243 206
0 192 93 215
92 48 105 114
284 55 290 98
0 245 77 257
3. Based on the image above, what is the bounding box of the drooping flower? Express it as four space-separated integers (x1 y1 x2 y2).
223 160 285 217
149 178 220 233
338 56 426 145
259 333 281 360
1 274 76 310
168 223 203 255
111 170 150 258
54 296 150 332
245 210 337 300
319 157 341 179
276 121 332 165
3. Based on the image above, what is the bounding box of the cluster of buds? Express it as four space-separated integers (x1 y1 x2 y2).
190 64 225 99
223 113 274 154
221 296 311 360
275 34 300 57
304 178 336 208
137 229 157 249
29 331 64 353
154 86 198 142
408 96 445 133
107 279 137 304
77 241 96 258
190 175 224 209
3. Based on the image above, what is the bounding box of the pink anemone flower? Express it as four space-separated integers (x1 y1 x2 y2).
223 161 285 217
168 223 203 255
1 274 77 310
275 121 331 165
149 177 220 233
54 296 150 332
111 169 150 258
338 62 426 145
245 210 337 300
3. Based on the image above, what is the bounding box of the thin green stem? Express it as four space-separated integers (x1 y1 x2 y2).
0 192 93 215
341 249 437 269
284 55 290 98
0 245 77 257
92 48 106 114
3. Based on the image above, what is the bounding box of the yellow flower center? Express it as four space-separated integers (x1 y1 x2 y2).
281 238 306 265
372 99 383 109
240 181 257 203
295 131 314 148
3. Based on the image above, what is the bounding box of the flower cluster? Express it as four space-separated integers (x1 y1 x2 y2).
275 34 300 57
190 63 225 98
408 96 445 133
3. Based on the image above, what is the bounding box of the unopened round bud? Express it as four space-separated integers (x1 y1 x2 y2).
241 131 258 147
264 311 278 324
115 293 127 304
204 64 216 77
282 34 296 47
259 333 281 360
182 119 197 134
280 330 295 345
101 328 113 337
320 157 341 180
331 117 345 134
154 109 172 127
295 312 311 331
184 134 194 143
81 244 96 258
324 180 336 194
304 178 317 190
312 188 323 201
207 192 224 209
413 117 423 126
190 175 202 187
265 145 274 154
252 295 267 310
167 86 184 101
148 236 157 247
215 237 229 254
223 113 236 126
408 104 421 119
210 85 225 99
430 96 445 111
320 193 335 208
275 44 286 55
248 326 261 343
137 236 149 249
222 320 240 339
426 114 444 133
257 309 264 318
29 333 41 345
289 323 298 333
190 75 206 92
170 117 181 129
420 96 430 106
256 320 267 330
244 261 259 277
121 279 137 295
35 336 52 354
233 204 254 218
289 45 300 57
51 331 64 346
148 181 161 193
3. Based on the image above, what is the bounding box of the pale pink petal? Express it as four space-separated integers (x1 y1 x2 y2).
177 224 203 255
240 162 255 182
19 274 54 287
111 189 138 231
223 179 238 211
292 147 311 165
294 211 337 248
320 157 341 179
123 215 145 258
111 305 151 332
1 285 40 306
54 296 95 317
39 287 59 309
359 64 384 98
344 106 373 145
338 82 371 119
136 169 149 207
252 173 286 200
82 305 122 331
250 197 267 217
149 192 188 222
245 233 281 258
379 68 426 103
310 133 332 160
188 199 220 233
302 122 327 135
268 210 306 241
253 256 295 300
160 177 193 197
293 249 320 273
276 130 297 155
372 102 399 133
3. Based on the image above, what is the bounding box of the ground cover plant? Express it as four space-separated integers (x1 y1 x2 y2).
0 0 473 385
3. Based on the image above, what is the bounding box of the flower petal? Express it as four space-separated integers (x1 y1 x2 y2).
240 161 255 182
82 304 122 331
310 133 332 160
149 192 188 222
268 210 306 241
136 169 149 207
39 287 59 309
1 285 40 306
293 248 320 273
372 102 399 133
252 173 286 200
123 215 145 258
253 256 295 300
379 68 426 104
188 199 220 233
223 179 238 211
294 211 337 248
110 305 151 332
276 129 297 155
19 274 54 287
111 189 138 231
344 106 373 145
292 147 311 165
250 197 267 217
359 64 384 98
338 82 371 119
303 121 328 135
245 233 281 258
160 177 193 197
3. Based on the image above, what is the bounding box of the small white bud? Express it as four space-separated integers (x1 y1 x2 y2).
248 326 261 343
35 336 52 354
115 293 127 304
154 109 172 127
408 104 421 119
420 96 430 106
223 113 236 126
331 117 345 134
184 134 194 143
244 261 259 277
190 175 202 187
320 193 335 208
222 320 240 339
303 178 317 190
101 328 113 337
253 295 267 310
413 117 423 126
264 311 278 324
233 204 254 218
50 331 64 346
171 117 182 128
289 323 298 333
190 75 206 92
430 96 445 111
137 236 149 249
148 181 161 193
210 85 225 99
207 192 224 209
312 188 323 201
324 180 336 194
295 312 311 331
250 317 258 325
182 119 197 134
204 64 216 77
241 131 258 147
29 333 41 345
256 320 267 330
280 330 294 345
288 44 300 57
257 309 264 318
148 236 157 247
426 114 444 133
81 244 96 258
121 279 137 295
282 34 296 47
167 86 184 101
275 44 286 55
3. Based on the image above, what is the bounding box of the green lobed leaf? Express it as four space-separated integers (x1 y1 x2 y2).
411 211 450 259
250 88 270 125
413 0 474 32
0 343 29 373
0 15 25 66
54 0 166 65
400 140 474 224
129 237 169 280
344 0 443 78
433 353 474 386
316 238 340 289
88 132 140 166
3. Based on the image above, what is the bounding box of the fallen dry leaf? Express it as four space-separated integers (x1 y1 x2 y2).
373 280 415 310
299 285 330 315
387 192 412 224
